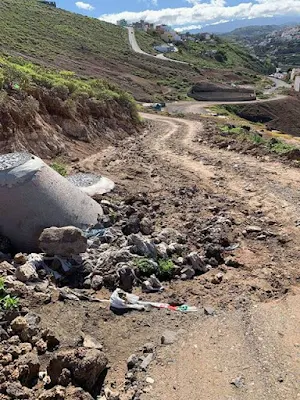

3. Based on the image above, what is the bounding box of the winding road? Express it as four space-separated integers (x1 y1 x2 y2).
127 27 188 64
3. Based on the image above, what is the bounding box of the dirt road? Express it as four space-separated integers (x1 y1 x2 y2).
78 112 300 399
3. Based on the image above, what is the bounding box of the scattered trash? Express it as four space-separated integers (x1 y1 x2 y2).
109 289 197 313
224 243 240 252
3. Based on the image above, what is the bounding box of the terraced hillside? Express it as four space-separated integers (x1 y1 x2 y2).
0 0 268 101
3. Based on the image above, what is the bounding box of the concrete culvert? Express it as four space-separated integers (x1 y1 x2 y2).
0 152 103 252
67 173 115 196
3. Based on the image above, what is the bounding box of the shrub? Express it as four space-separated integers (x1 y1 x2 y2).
50 162 67 176
158 259 174 279
0 277 19 311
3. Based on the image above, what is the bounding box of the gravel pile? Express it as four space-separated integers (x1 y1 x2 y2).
0 152 32 171
67 173 102 188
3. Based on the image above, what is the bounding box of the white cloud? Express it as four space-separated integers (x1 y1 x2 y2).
76 1 95 11
99 0 300 28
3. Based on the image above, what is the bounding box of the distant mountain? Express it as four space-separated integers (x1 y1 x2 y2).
187 17 300 34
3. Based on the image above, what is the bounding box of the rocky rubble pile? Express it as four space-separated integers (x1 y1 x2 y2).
0 192 245 399
0 307 109 399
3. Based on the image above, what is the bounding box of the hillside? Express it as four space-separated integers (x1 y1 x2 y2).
0 54 140 159
0 0 267 102
224 24 300 69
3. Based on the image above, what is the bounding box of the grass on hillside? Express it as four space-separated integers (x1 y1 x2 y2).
0 55 138 111
220 124 297 155
0 0 130 63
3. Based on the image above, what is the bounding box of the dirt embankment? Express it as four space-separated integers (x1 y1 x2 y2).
226 93 300 136
0 88 140 160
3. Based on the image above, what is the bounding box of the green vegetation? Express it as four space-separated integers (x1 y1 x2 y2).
0 0 130 64
219 124 297 155
134 257 175 280
162 36 269 73
0 55 136 104
50 161 68 177
158 259 175 279
0 277 19 311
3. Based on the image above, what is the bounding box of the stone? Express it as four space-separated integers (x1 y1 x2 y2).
42 330 60 351
224 257 243 268
65 386 94 400
15 263 38 283
14 253 27 265
118 264 135 292
146 377 154 384
39 226 87 256
155 243 168 259
246 225 262 233
140 218 153 236
180 266 195 280
204 306 215 316
128 234 157 259
36 339 47 354
19 343 33 354
211 272 224 284
104 388 120 400
127 354 138 370
83 334 103 350
157 228 186 244
140 353 153 371
91 275 103 291
38 386 66 400
0 327 9 340
6 381 32 399
231 376 245 388
142 342 155 353
11 317 29 333
187 252 208 273
47 347 108 394
17 351 40 386
35 281 49 293
57 368 72 386
167 243 184 255
122 215 140 236
0 261 15 276
161 330 177 345
204 244 224 263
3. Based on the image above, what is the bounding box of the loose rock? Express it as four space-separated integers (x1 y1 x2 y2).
15 263 38 283
39 226 87 256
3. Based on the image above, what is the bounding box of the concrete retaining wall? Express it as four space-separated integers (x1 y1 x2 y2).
188 91 256 102
0 153 103 252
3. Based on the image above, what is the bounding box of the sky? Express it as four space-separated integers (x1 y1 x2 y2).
57 0 300 31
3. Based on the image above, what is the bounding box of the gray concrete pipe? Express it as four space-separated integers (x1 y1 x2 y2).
0 153 103 252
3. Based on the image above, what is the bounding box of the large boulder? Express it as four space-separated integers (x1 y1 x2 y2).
39 226 87 256
47 348 107 395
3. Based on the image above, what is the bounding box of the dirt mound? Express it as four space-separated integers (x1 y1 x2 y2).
0 88 139 160
227 93 300 136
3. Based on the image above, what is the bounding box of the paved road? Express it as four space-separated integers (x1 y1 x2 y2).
267 76 291 93
127 27 188 65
